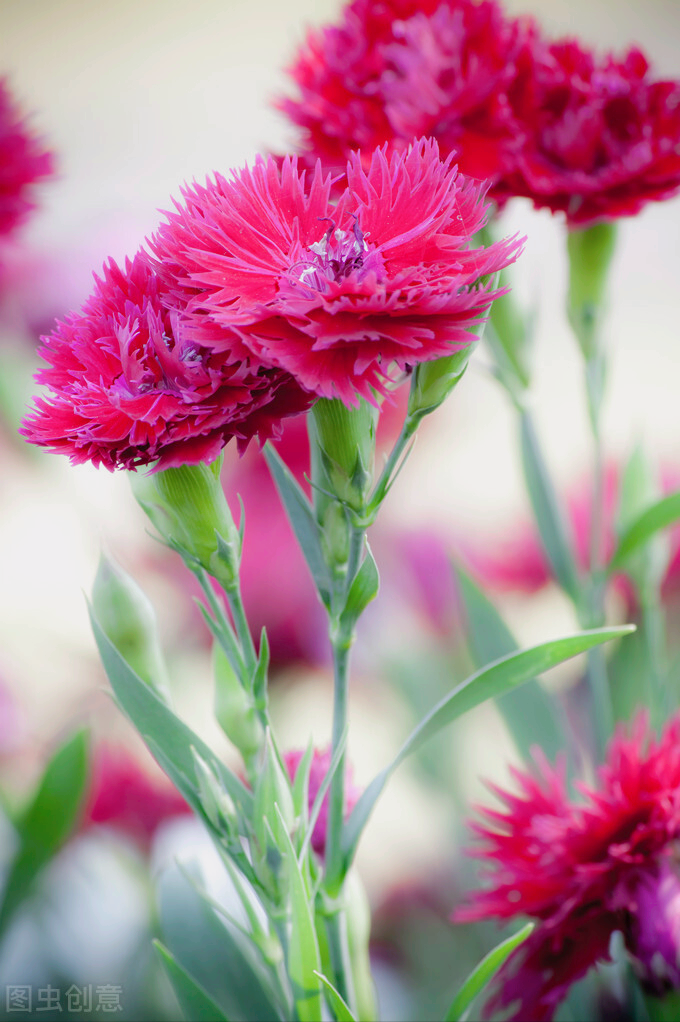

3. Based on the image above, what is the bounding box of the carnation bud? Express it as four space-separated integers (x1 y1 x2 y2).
309 397 377 514
130 455 241 589
213 642 264 763
252 731 296 898
191 748 238 837
92 552 171 700
408 348 473 419
567 221 617 362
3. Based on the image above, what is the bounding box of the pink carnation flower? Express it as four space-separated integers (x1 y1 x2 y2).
21 252 312 470
496 40 680 225
282 1 680 227
280 0 534 193
150 139 523 406
84 745 191 851
0 78 54 238
284 747 360 857
456 713 680 1020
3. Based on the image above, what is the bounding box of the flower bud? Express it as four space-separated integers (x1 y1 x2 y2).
130 456 240 588
310 397 377 513
92 552 171 700
408 347 473 419
567 221 617 361
252 732 296 899
213 642 264 763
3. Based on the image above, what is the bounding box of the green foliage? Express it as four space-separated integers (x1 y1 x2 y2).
444 923 534 1021
0 728 89 938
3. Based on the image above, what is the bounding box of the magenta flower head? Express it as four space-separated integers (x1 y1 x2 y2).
0 78 54 237
21 251 312 470
496 40 680 226
456 713 680 1020
283 747 360 857
150 139 522 406
280 0 536 191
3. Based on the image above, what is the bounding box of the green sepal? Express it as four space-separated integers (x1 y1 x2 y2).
310 398 377 513
567 221 617 361
154 941 232 1022
213 642 264 761
341 625 634 874
264 441 333 609
252 732 295 896
444 923 534 1022
0 728 89 937
454 565 567 762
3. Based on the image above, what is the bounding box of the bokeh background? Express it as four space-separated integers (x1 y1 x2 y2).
0 0 679 1018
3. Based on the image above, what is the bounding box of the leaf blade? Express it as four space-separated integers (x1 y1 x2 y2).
444 923 534 1022
609 491 680 572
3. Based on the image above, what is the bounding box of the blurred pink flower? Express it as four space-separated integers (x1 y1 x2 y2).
150 140 522 406
283 746 360 857
0 78 53 238
281 1 680 226
21 252 311 470
456 713 680 1020
84 745 190 850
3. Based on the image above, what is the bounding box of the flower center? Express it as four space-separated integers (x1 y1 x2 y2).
290 218 380 295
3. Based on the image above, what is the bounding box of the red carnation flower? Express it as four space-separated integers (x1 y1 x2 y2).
456 714 680 1020
284 747 360 857
280 0 534 191
84 745 191 851
21 251 312 470
150 139 522 406
282 1 680 227
496 40 680 225
0 78 54 237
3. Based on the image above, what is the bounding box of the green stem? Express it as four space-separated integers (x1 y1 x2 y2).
640 592 668 728
225 577 259 683
368 412 419 517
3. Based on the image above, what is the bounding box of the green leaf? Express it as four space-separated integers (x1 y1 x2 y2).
154 940 232 1022
520 409 581 604
0 729 89 937
341 625 633 873
89 604 252 823
264 442 332 608
313 971 358 1022
158 864 284 1022
455 565 566 762
609 491 680 573
273 803 323 1022
444 923 534 1022
339 543 379 631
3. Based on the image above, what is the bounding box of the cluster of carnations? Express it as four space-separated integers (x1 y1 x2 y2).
20 140 520 470
14 0 680 1020
283 0 680 227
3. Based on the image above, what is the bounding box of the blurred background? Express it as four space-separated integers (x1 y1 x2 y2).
0 1 679 1018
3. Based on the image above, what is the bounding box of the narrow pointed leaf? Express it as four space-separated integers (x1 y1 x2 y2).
300 728 347 862
154 941 232 1022
314 971 358 1022
264 442 332 608
89 605 252 818
444 923 534 1022
158 864 283 1022
0 729 89 937
273 803 323 1022
520 409 581 603
341 626 633 871
455 565 566 761
340 543 379 631
609 491 680 572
